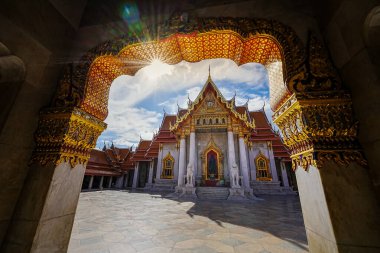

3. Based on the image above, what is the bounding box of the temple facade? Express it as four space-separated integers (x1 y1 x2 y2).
83 73 296 195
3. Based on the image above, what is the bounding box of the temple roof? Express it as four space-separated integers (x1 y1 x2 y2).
170 73 255 131
86 146 135 176
131 139 152 162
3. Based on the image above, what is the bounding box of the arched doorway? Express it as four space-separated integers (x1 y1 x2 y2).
6 16 378 253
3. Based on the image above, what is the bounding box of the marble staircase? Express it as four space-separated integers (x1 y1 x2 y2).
152 179 177 191
251 181 296 195
196 187 230 200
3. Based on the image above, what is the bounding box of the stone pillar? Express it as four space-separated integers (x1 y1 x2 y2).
267 142 278 181
107 176 112 188
88 175 94 189
186 131 196 186
280 160 289 187
238 135 250 189
99 176 104 190
177 133 186 187
156 146 163 180
227 131 236 172
1 107 106 253
132 162 139 189
145 160 154 189
273 75 380 252
296 162 380 252
227 130 237 184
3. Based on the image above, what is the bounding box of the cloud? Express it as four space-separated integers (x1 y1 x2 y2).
97 107 161 148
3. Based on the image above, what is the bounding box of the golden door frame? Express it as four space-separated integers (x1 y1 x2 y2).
201 139 224 180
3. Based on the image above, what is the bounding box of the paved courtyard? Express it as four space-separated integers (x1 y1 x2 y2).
68 191 308 253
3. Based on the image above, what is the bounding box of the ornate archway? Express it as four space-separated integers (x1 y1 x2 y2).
25 16 376 253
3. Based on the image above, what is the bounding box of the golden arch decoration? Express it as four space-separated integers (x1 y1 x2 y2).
52 17 312 121
255 152 272 181
161 152 174 179
201 138 224 180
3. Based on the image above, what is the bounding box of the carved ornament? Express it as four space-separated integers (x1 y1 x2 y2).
30 107 107 168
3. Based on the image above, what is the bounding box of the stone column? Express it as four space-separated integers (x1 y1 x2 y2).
266 142 278 181
99 176 104 190
280 160 289 187
132 162 139 189
88 175 94 189
107 176 112 188
146 160 154 188
156 146 163 180
273 86 380 252
238 134 250 189
227 131 236 172
1 107 106 253
177 133 186 187
186 130 196 186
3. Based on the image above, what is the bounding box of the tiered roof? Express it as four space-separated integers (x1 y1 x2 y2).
130 140 152 162
145 115 177 159
85 146 135 176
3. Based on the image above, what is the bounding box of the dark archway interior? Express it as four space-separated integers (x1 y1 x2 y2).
1 1 380 252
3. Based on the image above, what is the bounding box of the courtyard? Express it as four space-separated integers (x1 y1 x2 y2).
68 191 308 253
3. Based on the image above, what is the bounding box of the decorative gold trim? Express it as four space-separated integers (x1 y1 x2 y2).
30 107 107 168
201 138 224 180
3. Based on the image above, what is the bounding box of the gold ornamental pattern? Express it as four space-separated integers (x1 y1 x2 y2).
31 107 107 168
273 93 366 170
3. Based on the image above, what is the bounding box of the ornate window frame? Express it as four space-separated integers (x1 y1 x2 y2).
161 152 174 179
255 152 272 181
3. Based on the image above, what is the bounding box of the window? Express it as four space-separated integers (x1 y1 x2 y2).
161 153 174 179
197 119 200 125
222 118 225 124
209 118 212 124
255 154 271 181
216 118 219 124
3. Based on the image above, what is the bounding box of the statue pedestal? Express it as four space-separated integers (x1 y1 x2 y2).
174 186 198 200
228 187 245 200
228 187 257 200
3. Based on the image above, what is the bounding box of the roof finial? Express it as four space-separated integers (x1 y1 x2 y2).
261 101 266 111
163 107 166 115
208 64 211 78
102 141 107 151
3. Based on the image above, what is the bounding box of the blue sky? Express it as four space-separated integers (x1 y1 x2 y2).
96 59 275 149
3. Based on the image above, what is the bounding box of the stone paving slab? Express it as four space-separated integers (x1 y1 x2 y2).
68 190 308 253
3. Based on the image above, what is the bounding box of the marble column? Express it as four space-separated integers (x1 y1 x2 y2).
186 131 196 186
280 160 290 187
227 131 236 172
238 135 250 189
178 134 186 187
108 176 112 188
267 142 279 181
99 176 104 190
88 175 94 190
147 160 154 185
156 147 163 180
132 162 139 189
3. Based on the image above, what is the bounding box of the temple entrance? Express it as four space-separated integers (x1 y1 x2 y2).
202 138 224 187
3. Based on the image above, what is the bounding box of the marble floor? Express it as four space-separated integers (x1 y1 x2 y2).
68 190 308 253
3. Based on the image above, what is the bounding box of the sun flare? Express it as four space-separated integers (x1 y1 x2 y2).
146 59 173 79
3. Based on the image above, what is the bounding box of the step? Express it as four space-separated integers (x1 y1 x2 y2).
196 187 230 200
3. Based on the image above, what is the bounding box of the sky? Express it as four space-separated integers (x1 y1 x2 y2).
96 58 275 149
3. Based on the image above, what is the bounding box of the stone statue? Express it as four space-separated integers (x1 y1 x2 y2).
186 163 194 186
230 162 240 188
